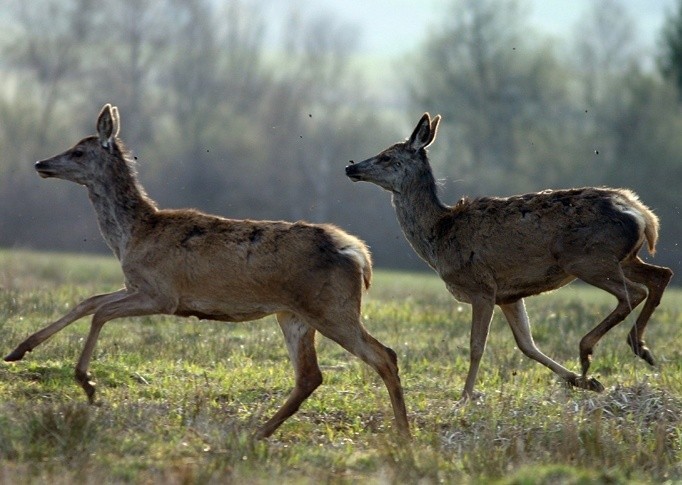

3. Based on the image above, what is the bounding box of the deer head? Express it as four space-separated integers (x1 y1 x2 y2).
35 104 121 186
346 113 441 193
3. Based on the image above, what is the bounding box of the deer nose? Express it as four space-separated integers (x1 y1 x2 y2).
345 163 363 181
35 160 55 178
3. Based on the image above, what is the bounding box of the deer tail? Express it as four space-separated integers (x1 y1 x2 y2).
620 189 660 256
642 209 660 256
334 232 373 290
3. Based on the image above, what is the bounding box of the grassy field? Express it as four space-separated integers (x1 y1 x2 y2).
0 249 680 483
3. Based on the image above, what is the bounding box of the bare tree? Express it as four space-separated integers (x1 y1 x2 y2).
88 0 172 147
3 0 95 154
262 9 361 221
409 0 573 195
574 0 638 108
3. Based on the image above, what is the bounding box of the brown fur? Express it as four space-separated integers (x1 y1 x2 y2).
5 104 408 439
347 113 673 400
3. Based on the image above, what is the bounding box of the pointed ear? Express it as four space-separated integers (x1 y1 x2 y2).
111 106 121 138
407 113 437 151
428 114 441 146
96 104 119 150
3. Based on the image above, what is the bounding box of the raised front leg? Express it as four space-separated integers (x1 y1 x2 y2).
74 292 164 404
5 289 129 362
461 296 495 401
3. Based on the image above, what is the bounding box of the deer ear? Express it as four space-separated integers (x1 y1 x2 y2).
96 104 118 150
111 106 121 138
427 114 441 147
407 113 435 151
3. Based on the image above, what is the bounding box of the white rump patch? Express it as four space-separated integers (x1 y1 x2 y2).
338 245 367 269
613 196 646 230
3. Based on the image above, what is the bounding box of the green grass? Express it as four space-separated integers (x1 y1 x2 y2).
1 249 681 483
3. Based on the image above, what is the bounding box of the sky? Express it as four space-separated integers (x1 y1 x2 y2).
310 0 677 57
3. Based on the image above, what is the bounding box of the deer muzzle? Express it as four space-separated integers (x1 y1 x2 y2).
345 162 367 182
35 160 55 178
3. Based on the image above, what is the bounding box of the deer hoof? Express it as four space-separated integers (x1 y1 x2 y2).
83 382 98 405
627 337 656 366
640 350 656 367
583 377 605 393
580 376 605 393
568 374 604 393
634 346 656 366
456 390 483 407
75 370 98 404
4 344 30 362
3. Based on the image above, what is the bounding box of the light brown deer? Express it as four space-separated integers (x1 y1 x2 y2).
346 113 673 400
4 104 409 439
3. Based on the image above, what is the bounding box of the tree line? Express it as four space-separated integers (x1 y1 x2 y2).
0 0 680 276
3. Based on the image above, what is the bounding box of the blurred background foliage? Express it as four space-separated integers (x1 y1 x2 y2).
0 0 680 276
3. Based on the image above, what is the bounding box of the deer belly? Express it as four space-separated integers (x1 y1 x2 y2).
495 266 575 304
175 299 279 322
444 284 472 303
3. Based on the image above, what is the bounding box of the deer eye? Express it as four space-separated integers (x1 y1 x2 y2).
72 150 84 158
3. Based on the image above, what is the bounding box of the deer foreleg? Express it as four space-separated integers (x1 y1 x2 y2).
499 299 604 392
74 292 164 404
5 289 129 362
461 296 495 401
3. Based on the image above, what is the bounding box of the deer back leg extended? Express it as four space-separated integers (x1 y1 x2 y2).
621 256 673 365
564 258 647 378
255 312 323 439
309 308 410 439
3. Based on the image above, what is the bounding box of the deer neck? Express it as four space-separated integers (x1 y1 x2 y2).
87 166 156 260
391 173 449 268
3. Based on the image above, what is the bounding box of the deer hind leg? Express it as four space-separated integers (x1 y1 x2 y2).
499 299 603 392
309 309 410 439
5 289 129 362
74 292 165 404
255 312 323 439
621 257 673 365
569 261 647 379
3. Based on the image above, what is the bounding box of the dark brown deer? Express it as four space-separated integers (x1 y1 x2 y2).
5 104 409 439
346 113 673 400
